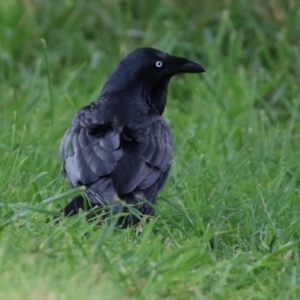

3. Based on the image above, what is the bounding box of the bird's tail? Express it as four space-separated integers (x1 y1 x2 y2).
61 195 88 217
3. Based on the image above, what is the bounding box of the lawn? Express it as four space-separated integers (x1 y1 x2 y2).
1 0 300 299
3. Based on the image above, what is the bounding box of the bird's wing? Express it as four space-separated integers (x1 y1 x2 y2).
60 105 122 191
112 118 173 196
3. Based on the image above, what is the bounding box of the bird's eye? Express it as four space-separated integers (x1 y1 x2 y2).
155 61 163 68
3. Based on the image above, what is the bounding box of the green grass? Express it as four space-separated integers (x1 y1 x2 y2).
1 0 300 298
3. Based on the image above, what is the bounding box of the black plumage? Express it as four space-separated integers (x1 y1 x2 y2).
59 47 205 227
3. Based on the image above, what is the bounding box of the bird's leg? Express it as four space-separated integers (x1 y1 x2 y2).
135 215 152 235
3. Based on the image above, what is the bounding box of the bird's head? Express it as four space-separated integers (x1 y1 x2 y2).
102 47 205 115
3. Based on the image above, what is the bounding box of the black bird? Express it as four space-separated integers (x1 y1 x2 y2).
59 47 205 227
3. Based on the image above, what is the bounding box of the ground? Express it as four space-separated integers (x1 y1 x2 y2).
1 0 300 299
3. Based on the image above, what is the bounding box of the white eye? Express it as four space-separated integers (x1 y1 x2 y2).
155 61 163 68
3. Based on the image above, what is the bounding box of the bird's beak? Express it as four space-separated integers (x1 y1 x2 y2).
168 55 205 75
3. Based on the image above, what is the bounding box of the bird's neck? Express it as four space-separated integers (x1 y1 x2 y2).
101 76 170 116
142 81 169 115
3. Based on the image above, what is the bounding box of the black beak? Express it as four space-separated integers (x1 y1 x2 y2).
168 55 205 75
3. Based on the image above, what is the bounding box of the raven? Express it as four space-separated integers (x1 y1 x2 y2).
59 47 205 227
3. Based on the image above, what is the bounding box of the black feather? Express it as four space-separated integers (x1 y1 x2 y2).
59 47 205 227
